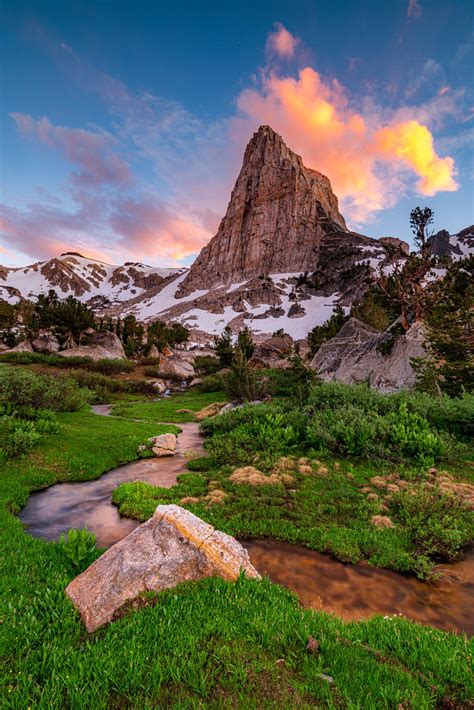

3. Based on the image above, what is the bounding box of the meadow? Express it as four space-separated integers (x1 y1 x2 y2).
0 364 473 707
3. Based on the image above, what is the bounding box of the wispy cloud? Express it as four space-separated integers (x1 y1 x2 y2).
407 0 422 20
266 23 299 59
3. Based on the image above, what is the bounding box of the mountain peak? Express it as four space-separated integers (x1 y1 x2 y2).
177 124 347 296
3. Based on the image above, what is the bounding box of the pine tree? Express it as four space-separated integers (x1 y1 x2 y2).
237 326 255 360
214 326 234 367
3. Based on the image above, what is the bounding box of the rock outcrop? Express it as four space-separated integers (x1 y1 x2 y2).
58 331 126 361
65 504 260 632
177 125 348 296
31 330 60 354
310 318 426 392
158 354 195 380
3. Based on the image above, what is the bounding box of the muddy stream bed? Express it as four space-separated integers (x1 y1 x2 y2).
19 406 474 635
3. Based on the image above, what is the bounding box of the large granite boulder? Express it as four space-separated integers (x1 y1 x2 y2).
149 433 176 457
2 340 34 353
31 330 60 354
59 331 126 361
65 505 260 632
158 355 195 380
310 318 426 392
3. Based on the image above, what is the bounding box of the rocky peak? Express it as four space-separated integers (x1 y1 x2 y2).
177 125 348 296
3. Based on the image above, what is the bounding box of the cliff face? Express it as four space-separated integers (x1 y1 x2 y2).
177 125 347 296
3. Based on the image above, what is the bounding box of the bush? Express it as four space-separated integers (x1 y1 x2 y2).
391 487 473 563
0 418 42 459
198 373 226 393
194 355 221 375
223 349 270 402
0 367 91 415
58 528 98 571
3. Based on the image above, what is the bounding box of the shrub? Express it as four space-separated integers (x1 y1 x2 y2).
194 355 221 375
198 373 226 393
0 418 41 459
0 367 91 415
92 358 135 375
223 349 269 402
58 528 98 571
391 487 473 564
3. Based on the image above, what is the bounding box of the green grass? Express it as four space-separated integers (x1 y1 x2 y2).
0 388 473 706
111 390 227 422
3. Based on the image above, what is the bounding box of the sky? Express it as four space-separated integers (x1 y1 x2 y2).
1 0 473 268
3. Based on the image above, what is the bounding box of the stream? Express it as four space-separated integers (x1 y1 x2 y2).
18 405 474 635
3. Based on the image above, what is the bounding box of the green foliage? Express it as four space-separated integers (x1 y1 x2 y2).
193 354 220 375
0 367 91 415
0 350 134 374
307 305 347 356
236 326 255 360
410 205 434 254
214 325 234 367
350 291 391 331
418 256 474 396
110 390 227 422
146 319 189 351
0 418 42 459
391 487 472 564
34 289 96 342
58 528 98 571
223 348 269 402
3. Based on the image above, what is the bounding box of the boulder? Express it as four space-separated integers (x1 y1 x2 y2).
3 340 34 353
149 433 176 457
59 331 126 361
147 344 160 358
150 379 166 394
310 318 426 392
195 401 227 421
65 504 260 632
31 330 60 354
158 355 195 380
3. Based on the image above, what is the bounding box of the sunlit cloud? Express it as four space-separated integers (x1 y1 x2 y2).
235 63 458 222
266 23 299 58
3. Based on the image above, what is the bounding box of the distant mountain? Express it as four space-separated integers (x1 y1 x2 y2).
0 253 186 311
1 127 472 341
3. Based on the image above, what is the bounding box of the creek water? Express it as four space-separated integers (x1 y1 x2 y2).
18 408 474 635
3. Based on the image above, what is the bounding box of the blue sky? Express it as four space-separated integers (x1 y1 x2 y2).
1 0 473 267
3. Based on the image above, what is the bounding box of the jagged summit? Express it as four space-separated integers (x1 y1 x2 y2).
177 125 347 296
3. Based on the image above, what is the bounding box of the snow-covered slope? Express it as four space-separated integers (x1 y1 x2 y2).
0 253 186 308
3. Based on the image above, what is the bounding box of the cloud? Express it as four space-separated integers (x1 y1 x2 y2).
266 23 299 58
235 65 458 222
109 195 211 260
0 198 111 263
10 113 132 186
407 0 422 20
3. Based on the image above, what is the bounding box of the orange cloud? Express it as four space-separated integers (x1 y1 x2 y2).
266 23 299 58
236 66 458 223
374 120 458 195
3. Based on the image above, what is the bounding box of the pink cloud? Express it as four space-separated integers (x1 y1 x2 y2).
110 196 211 261
10 113 131 187
266 23 299 58
235 65 458 223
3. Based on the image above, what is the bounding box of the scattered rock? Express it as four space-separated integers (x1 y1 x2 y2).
3 340 34 353
371 515 395 529
319 673 334 684
65 504 260 632
31 330 60 354
148 433 177 457
189 377 203 387
195 401 227 421
158 355 195 380
59 331 126 361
